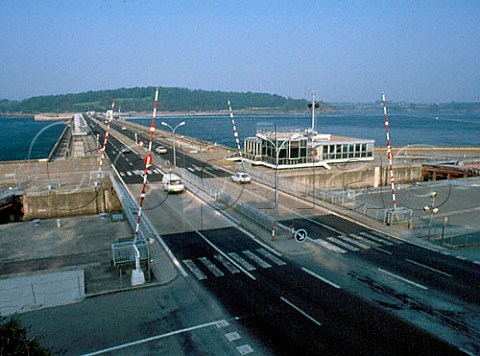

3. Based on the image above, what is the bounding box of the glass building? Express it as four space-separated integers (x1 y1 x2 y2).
242 131 374 169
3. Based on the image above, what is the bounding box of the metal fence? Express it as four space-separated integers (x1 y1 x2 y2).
111 239 149 266
109 170 151 265
243 165 413 226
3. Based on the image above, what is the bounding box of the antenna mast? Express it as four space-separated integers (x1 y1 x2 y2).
308 91 320 133
382 92 397 211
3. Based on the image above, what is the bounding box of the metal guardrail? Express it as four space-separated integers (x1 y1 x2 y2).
111 239 149 266
109 170 151 266
242 165 413 226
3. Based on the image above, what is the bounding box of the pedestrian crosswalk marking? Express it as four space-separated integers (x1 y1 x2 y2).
183 259 207 280
122 169 164 177
358 232 393 246
243 250 271 268
228 252 256 271
327 237 360 252
337 235 370 249
183 250 287 281
255 248 286 266
199 257 224 277
312 239 347 254
315 230 400 255
214 254 240 274
349 233 382 248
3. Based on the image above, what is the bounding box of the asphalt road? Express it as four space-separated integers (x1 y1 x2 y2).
81 114 479 354
290 215 480 306
162 226 465 355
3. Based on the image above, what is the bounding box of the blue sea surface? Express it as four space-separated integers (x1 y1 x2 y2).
133 111 480 149
0 111 478 162
0 117 66 161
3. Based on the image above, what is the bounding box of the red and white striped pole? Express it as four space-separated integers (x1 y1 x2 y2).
227 100 243 161
382 92 397 211
98 99 115 173
133 88 158 241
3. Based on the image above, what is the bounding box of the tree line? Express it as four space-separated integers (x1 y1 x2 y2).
0 86 335 114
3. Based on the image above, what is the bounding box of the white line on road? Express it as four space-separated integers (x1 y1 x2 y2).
195 231 257 281
81 319 228 355
374 247 393 255
280 296 322 326
301 267 341 289
405 258 452 277
378 268 428 290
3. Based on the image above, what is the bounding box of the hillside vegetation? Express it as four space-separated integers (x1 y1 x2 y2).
0 86 335 114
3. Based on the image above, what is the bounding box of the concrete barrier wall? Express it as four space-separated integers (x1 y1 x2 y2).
280 164 423 190
22 185 122 220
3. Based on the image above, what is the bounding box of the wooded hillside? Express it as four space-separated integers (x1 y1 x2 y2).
0 86 335 114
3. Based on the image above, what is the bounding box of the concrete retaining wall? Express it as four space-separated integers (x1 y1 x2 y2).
22 185 122 220
281 164 423 190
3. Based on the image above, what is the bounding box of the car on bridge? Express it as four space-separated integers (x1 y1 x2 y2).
155 146 167 154
231 172 251 184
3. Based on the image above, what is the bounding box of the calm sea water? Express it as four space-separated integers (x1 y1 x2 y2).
0 111 478 161
133 111 480 149
0 117 66 161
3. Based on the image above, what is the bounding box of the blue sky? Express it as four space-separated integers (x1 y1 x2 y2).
1 1 479 102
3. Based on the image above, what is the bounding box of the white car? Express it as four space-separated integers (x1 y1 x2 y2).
155 146 167 154
231 172 251 184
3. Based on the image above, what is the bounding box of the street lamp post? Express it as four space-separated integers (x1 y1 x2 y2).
256 133 301 238
423 191 439 240
161 121 185 167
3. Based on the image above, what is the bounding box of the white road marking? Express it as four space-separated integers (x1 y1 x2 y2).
280 296 322 326
214 254 240 274
225 331 241 342
327 237 359 252
237 344 254 355
195 231 256 280
378 268 428 290
243 250 271 268
81 319 228 355
182 259 207 280
312 239 347 254
255 248 286 266
374 247 393 255
228 252 256 271
349 233 381 248
359 231 394 246
199 257 225 277
337 235 370 249
302 267 341 289
405 258 452 277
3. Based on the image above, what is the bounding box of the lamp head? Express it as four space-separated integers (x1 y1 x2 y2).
423 206 430 213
